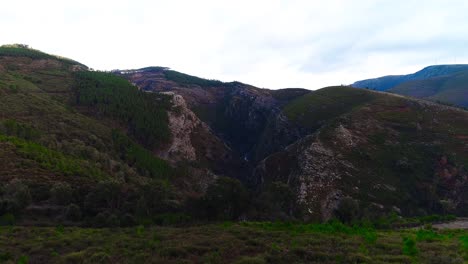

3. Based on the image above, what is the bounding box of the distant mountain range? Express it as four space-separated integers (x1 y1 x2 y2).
353 65 468 108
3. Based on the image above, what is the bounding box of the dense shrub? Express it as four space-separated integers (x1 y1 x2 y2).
198 177 249 220
135 180 174 218
92 212 110 228
0 120 40 140
111 130 172 179
106 214 120 227
120 213 136 227
65 204 82 221
0 213 15 225
334 197 360 224
402 237 419 257
164 70 223 87
84 181 123 214
3 180 31 210
0 44 82 65
0 134 107 179
0 199 19 215
73 71 171 149
256 182 294 220
50 182 73 206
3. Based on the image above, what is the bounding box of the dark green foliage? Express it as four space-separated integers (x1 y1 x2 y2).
2 180 31 210
92 212 109 228
84 181 123 214
0 251 12 262
402 236 419 257
0 134 107 179
198 177 249 220
17 255 29 264
0 44 83 66
50 182 72 206
111 130 172 179
0 120 40 140
334 197 360 224
164 70 223 87
65 204 82 221
0 213 15 226
120 214 136 227
135 180 174 218
283 86 375 130
0 45 55 60
0 223 466 263
415 229 444 242
255 182 294 220
153 213 192 226
270 88 311 102
106 214 120 227
73 71 171 149
0 200 19 216
75 180 178 226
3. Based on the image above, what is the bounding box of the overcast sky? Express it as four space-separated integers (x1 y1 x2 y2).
1 0 467 89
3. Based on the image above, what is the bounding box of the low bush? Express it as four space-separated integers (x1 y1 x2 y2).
0 213 15 226
65 204 82 221
50 182 73 206
3 180 31 209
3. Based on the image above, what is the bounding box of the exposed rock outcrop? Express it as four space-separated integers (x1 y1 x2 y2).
158 92 231 167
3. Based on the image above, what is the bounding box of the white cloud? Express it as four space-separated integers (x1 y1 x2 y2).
1 0 468 89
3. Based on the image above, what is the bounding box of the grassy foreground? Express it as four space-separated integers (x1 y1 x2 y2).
0 222 467 263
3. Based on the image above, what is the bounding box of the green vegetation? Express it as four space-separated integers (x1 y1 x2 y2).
0 223 466 263
164 70 224 87
0 120 40 141
0 134 107 179
390 70 468 108
0 44 83 66
111 130 172 179
283 86 375 130
73 71 171 149
192 177 249 221
270 88 311 103
0 45 56 60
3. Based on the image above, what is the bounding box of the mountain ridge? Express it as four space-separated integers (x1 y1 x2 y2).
353 64 468 91
0 45 467 228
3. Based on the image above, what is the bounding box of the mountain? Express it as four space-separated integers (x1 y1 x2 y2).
353 64 468 91
256 87 468 220
116 67 310 165
0 45 240 226
119 68 468 221
352 64 468 108
389 70 468 108
1 45 468 229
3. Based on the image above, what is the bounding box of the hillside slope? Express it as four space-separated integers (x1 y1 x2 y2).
117 67 311 164
2 46 468 227
389 70 468 108
0 46 235 226
255 87 468 221
353 64 468 91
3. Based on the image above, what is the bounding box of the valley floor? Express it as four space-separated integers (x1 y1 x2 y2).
0 222 467 264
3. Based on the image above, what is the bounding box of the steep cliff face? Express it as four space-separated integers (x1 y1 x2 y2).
118 68 310 166
118 68 468 220
158 92 237 177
